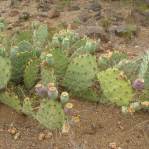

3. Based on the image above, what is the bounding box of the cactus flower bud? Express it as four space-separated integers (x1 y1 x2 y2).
62 37 70 49
45 54 54 65
35 83 47 97
47 86 58 100
132 78 144 90
47 82 55 88
60 92 69 104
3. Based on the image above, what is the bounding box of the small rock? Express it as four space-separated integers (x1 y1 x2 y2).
119 125 124 130
8 127 17 135
48 8 60 19
7 24 14 30
76 25 109 42
14 132 20 140
109 24 138 39
62 122 70 134
109 142 117 149
89 1 101 12
38 132 46 141
38 12 48 18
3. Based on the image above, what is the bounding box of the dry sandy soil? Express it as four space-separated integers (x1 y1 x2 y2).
0 0 149 149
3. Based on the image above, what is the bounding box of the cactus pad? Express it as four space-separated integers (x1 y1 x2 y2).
51 48 69 82
24 58 40 89
0 91 21 111
0 56 11 89
41 64 56 86
22 97 34 116
63 54 98 92
35 100 66 129
11 51 35 83
97 68 133 106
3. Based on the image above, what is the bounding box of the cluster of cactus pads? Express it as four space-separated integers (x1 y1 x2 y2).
0 22 148 130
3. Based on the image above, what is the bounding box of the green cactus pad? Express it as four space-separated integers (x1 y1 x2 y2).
18 40 32 52
51 48 69 82
12 30 33 44
63 54 98 92
0 47 6 57
11 51 36 83
33 24 48 51
97 68 133 106
138 51 149 89
52 29 79 49
22 98 34 116
0 56 11 89
41 64 56 86
24 58 40 89
0 91 21 111
35 100 66 129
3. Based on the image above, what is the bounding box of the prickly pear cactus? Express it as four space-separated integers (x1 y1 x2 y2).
74 37 99 55
138 51 149 89
22 97 34 116
24 58 40 89
41 64 56 86
97 68 133 106
98 51 128 71
33 23 48 51
0 46 6 57
11 51 36 83
12 30 33 44
51 48 69 82
35 100 66 129
18 40 32 52
140 65 149 90
63 54 98 93
0 91 21 111
0 56 11 89
52 29 79 50
0 21 5 31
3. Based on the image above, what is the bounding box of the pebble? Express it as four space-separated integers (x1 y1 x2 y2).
8 127 17 135
109 142 117 149
38 132 46 141
14 132 20 140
